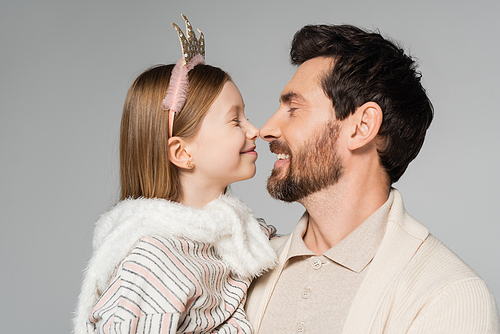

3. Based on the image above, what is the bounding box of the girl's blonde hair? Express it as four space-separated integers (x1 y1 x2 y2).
120 64 230 201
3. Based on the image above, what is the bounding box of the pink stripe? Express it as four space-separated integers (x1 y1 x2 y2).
103 315 115 334
123 262 185 312
161 314 170 334
176 239 203 310
90 278 121 322
228 318 242 332
200 244 215 329
129 317 138 334
222 276 244 314
227 276 247 291
178 239 213 327
119 297 145 318
144 237 203 311
214 256 224 294
204 245 224 296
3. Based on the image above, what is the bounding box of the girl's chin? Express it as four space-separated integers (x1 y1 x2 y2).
230 167 257 185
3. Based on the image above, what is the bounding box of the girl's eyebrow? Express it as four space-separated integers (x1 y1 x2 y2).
225 104 243 117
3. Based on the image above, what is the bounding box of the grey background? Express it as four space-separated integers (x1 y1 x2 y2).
1 0 499 333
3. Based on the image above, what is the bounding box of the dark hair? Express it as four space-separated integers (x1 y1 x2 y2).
291 24 433 184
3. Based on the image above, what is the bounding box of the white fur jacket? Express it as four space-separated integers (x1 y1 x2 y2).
74 195 277 334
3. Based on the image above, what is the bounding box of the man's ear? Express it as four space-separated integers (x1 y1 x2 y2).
167 137 193 169
347 102 383 151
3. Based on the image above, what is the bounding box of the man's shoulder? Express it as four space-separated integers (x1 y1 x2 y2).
377 230 494 314
371 233 499 332
407 233 485 286
386 190 484 285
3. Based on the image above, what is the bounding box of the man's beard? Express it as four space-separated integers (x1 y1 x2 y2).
266 120 344 202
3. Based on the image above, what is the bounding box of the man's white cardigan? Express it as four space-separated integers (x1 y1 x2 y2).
245 189 499 333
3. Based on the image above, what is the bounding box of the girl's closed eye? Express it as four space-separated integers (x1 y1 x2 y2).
232 118 241 125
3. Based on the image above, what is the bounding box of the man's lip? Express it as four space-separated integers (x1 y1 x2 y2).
274 158 289 169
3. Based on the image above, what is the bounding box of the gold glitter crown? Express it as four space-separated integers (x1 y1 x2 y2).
172 14 205 65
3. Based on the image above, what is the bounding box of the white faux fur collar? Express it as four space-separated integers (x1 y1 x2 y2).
74 195 277 334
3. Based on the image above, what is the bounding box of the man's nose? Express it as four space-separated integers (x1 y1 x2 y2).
259 113 281 142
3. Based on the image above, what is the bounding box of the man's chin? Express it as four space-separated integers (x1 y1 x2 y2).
266 175 301 203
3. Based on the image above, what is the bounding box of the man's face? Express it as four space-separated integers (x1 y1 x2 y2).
260 57 344 202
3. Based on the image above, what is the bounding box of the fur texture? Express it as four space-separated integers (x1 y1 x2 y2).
74 195 277 334
162 55 205 137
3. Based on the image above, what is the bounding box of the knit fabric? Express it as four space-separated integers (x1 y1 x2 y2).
246 189 499 333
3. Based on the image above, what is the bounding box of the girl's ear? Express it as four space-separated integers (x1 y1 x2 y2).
346 102 383 151
168 137 194 169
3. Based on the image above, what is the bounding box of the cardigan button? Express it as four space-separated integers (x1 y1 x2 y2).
296 323 305 333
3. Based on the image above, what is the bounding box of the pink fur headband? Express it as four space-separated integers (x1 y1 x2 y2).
161 15 206 138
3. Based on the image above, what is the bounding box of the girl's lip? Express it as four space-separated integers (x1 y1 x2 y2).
241 146 256 154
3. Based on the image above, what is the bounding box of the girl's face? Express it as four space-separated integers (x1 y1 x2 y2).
189 81 259 190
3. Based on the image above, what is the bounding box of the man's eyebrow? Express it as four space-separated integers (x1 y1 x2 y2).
279 92 304 104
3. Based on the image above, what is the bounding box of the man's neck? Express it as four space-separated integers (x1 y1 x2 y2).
299 179 390 255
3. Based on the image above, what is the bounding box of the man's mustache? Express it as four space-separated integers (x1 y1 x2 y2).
269 140 292 156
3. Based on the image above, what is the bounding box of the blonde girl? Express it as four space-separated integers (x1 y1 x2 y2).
74 16 276 334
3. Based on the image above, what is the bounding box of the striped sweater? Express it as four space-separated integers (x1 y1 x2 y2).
74 195 278 334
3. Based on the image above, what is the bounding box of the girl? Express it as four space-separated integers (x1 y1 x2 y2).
74 16 277 334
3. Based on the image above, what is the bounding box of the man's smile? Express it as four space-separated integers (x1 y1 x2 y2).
276 153 291 160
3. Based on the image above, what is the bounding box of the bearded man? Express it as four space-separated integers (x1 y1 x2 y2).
245 24 499 333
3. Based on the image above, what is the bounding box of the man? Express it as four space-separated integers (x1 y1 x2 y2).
246 24 499 333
